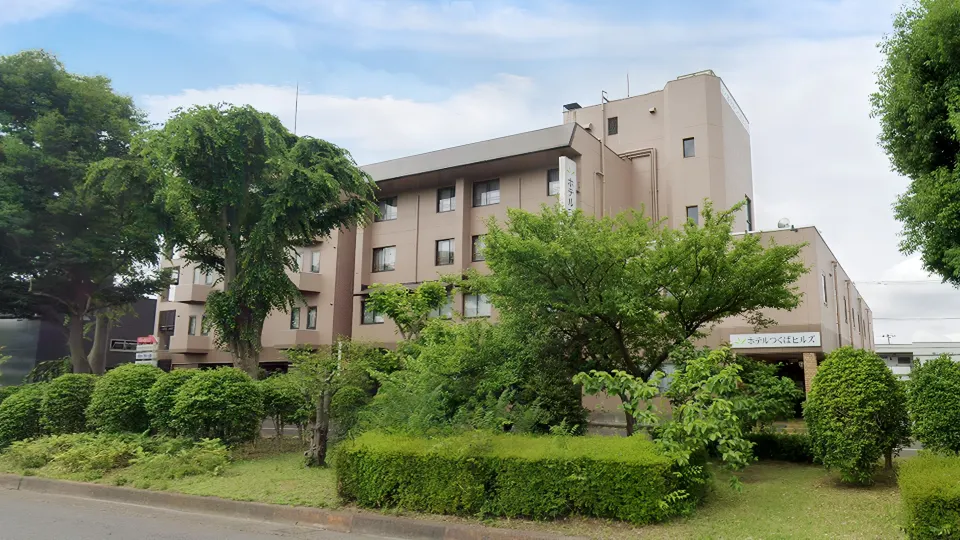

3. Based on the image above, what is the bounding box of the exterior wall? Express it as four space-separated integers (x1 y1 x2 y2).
878 342 960 379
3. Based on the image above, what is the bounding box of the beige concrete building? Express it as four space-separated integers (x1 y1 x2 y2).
153 70 872 393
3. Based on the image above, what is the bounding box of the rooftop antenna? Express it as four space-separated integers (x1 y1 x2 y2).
293 82 300 135
882 333 896 345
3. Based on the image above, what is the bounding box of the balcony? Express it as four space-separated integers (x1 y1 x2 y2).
273 329 324 349
169 334 212 354
290 272 323 293
170 284 212 304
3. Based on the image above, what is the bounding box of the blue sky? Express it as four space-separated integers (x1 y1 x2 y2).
6 0 960 342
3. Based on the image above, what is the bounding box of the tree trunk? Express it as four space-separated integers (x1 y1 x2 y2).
87 313 111 375
885 448 893 470
67 315 91 374
624 409 636 436
306 390 331 467
273 415 283 440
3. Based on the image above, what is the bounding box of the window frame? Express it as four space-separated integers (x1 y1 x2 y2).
361 300 384 325
306 306 318 330
290 307 301 330
464 294 492 318
310 250 321 273
435 238 455 266
294 252 303 273
193 267 204 285
428 296 454 319
547 168 560 196
607 116 618 136
188 315 198 336
109 339 138 352
437 186 456 213
472 235 486 262
683 137 696 158
473 179 501 207
375 196 398 222
821 273 829 306
372 246 397 273
686 205 699 225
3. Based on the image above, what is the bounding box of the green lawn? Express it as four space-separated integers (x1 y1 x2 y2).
1 440 904 538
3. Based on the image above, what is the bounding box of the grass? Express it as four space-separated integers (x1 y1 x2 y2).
0 439 904 538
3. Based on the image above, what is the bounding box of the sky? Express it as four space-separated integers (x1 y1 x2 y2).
2 0 956 343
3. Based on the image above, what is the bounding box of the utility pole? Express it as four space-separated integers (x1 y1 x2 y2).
882 333 896 345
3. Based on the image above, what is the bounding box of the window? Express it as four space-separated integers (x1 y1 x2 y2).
464 294 492 318
429 296 454 319
472 235 486 262
170 267 180 285
821 273 829 306
547 168 560 196
200 315 210 336
473 179 500 207
897 356 913 366
205 271 215 285
294 252 303 273
607 116 618 136
436 239 455 266
437 187 456 213
372 246 396 272
158 310 176 333
745 196 753 231
361 301 384 324
188 315 198 336
306 306 317 330
376 197 398 221
109 339 138 352
686 206 699 225
194 267 204 284
843 298 848 322
310 250 321 273
683 137 696 158
290 307 301 330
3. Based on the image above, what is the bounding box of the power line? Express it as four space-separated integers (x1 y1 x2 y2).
875 317 960 321
857 280 945 285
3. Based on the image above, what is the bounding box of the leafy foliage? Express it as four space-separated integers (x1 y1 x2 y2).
140 104 377 376
86 364 163 433
745 432 814 464
336 432 706 524
872 0 960 284
804 347 911 485
0 383 46 449
908 354 960 453
899 452 960 539
364 281 449 340
40 373 97 434
481 203 805 431
0 385 19 406
23 358 72 384
122 438 229 483
259 373 308 436
171 368 263 445
145 370 198 436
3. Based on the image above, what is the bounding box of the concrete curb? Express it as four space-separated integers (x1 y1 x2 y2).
0 474 574 540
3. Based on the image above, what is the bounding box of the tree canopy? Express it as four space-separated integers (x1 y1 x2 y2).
872 0 960 283
140 104 377 377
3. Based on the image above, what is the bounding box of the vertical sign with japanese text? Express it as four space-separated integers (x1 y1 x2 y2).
559 156 577 213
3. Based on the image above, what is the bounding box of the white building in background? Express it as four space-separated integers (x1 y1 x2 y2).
876 342 960 380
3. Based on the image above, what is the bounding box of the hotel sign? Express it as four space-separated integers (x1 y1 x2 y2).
559 156 577 212
730 332 821 349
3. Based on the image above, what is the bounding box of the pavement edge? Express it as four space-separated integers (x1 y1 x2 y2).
0 474 572 540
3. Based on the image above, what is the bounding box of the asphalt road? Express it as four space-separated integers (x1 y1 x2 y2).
0 489 379 540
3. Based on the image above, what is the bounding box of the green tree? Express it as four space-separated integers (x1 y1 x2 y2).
908 354 960 453
364 281 449 341
259 373 308 439
804 347 911 485
872 0 960 283
0 50 167 374
139 104 376 378
483 203 806 433
171 367 263 445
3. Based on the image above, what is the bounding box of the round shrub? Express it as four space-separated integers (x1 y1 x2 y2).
146 370 198 435
0 385 21 406
804 347 910 484
908 354 960 453
172 368 263 445
259 373 305 434
41 374 97 434
0 383 47 449
86 364 163 433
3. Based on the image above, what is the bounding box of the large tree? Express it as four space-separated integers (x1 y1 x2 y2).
872 0 960 283
0 50 166 374
142 104 376 377
482 203 806 433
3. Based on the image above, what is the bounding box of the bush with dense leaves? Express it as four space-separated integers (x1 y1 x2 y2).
0 386 20 406
171 368 263 445
146 370 197 435
745 432 814 463
908 354 960 453
899 452 960 539
259 373 305 434
40 374 97 435
0 383 46 449
87 364 163 433
335 432 707 524
804 347 910 485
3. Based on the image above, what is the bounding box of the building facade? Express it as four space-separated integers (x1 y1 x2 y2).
152 70 873 396
877 341 960 380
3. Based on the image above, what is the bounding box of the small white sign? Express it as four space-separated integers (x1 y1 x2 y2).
136 344 158 352
135 351 156 360
559 156 577 213
135 360 158 367
730 332 821 349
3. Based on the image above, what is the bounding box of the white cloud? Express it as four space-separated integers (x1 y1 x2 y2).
0 0 77 25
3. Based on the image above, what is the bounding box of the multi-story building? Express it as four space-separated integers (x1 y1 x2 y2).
153 70 872 402
877 341 960 380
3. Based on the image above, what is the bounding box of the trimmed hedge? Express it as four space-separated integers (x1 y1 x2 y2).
745 432 814 463
899 453 960 539
146 370 198 435
335 432 707 524
171 368 263 445
87 364 163 433
41 374 97 435
0 383 46 449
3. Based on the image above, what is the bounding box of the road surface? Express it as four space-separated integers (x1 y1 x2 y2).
0 489 379 540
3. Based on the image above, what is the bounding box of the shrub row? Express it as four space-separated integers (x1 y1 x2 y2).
745 432 814 464
335 432 707 524
899 453 960 539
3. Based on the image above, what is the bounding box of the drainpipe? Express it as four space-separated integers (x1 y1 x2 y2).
832 262 842 347
845 280 854 346
600 91 607 217
414 194 420 281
